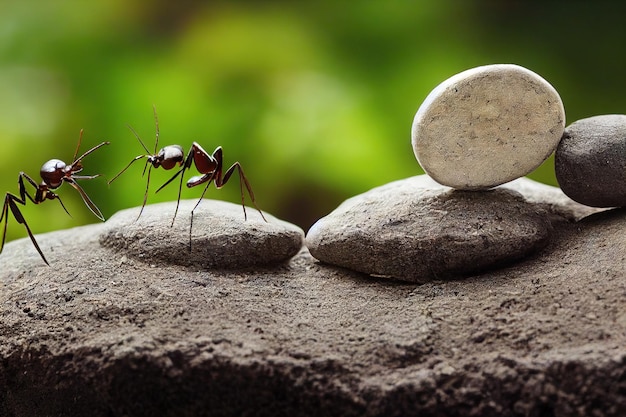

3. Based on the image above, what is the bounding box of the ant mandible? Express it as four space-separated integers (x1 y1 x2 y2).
108 106 185 219
0 130 110 265
155 141 267 248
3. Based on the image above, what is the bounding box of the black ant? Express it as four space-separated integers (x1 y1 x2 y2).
155 141 267 250
107 106 184 219
1 131 109 265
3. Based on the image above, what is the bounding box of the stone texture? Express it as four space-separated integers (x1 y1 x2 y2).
0 201 625 416
99 199 304 268
306 175 600 283
499 176 607 221
555 114 626 207
412 64 565 190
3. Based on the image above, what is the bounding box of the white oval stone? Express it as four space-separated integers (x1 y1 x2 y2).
412 64 565 190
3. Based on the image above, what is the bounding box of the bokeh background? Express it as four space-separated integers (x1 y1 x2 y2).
1 0 625 245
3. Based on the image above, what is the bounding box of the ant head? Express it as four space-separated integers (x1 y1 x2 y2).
40 159 67 189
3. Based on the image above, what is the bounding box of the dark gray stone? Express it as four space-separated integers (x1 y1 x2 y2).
99 199 304 268
306 175 561 283
555 114 626 207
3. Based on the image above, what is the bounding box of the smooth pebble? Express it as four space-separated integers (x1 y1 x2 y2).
306 175 556 283
99 199 304 268
412 64 565 190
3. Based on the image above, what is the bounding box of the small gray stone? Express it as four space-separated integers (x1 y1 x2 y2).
555 114 626 207
306 175 554 283
412 64 565 190
99 199 304 268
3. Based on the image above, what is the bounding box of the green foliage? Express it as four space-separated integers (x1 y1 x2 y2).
1 0 625 243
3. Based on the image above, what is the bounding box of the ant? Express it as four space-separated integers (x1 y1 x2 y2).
1 130 110 265
107 106 185 219
155 141 267 250
110 108 266 249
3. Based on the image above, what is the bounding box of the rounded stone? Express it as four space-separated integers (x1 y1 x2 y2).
99 199 304 268
412 64 565 190
555 114 626 207
306 175 553 283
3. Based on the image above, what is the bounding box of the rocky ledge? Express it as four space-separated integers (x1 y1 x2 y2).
0 198 625 416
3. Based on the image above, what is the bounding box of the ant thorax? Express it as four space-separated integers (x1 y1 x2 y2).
155 145 184 170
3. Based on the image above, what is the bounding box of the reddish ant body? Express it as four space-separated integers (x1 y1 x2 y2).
156 142 267 224
156 141 267 235
1 131 109 265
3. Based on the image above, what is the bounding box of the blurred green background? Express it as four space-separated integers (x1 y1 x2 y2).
1 0 625 245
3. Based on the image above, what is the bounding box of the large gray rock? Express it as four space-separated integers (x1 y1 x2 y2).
99 199 304 268
0 199 625 416
412 64 565 190
306 176 598 283
555 114 626 207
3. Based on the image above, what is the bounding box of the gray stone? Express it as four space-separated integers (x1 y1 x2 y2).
1 196 625 416
99 199 304 268
412 64 565 190
500 176 607 221
306 175 566 283
555 114 626 207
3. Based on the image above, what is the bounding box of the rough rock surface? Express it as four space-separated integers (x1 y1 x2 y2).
555 114 626 207
412 64 565 190
99 199 304 268
306 176 600 283
1 199 625 417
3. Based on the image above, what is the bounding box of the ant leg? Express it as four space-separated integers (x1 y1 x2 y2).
186 173 217 252
65 179 105 221
53 194 72 217
137 164 153 220
18 172 41 205
218 162 267 222
19 173 73 218
72 174 102 180
1 193 49 265
1 195 12 254
156 148 194 226
171 168 187 227
187 172 217 211
188 209 194 252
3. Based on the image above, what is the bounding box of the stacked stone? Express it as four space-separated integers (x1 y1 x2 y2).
307 64 617 283
411 64 565 190
555 114 626 208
